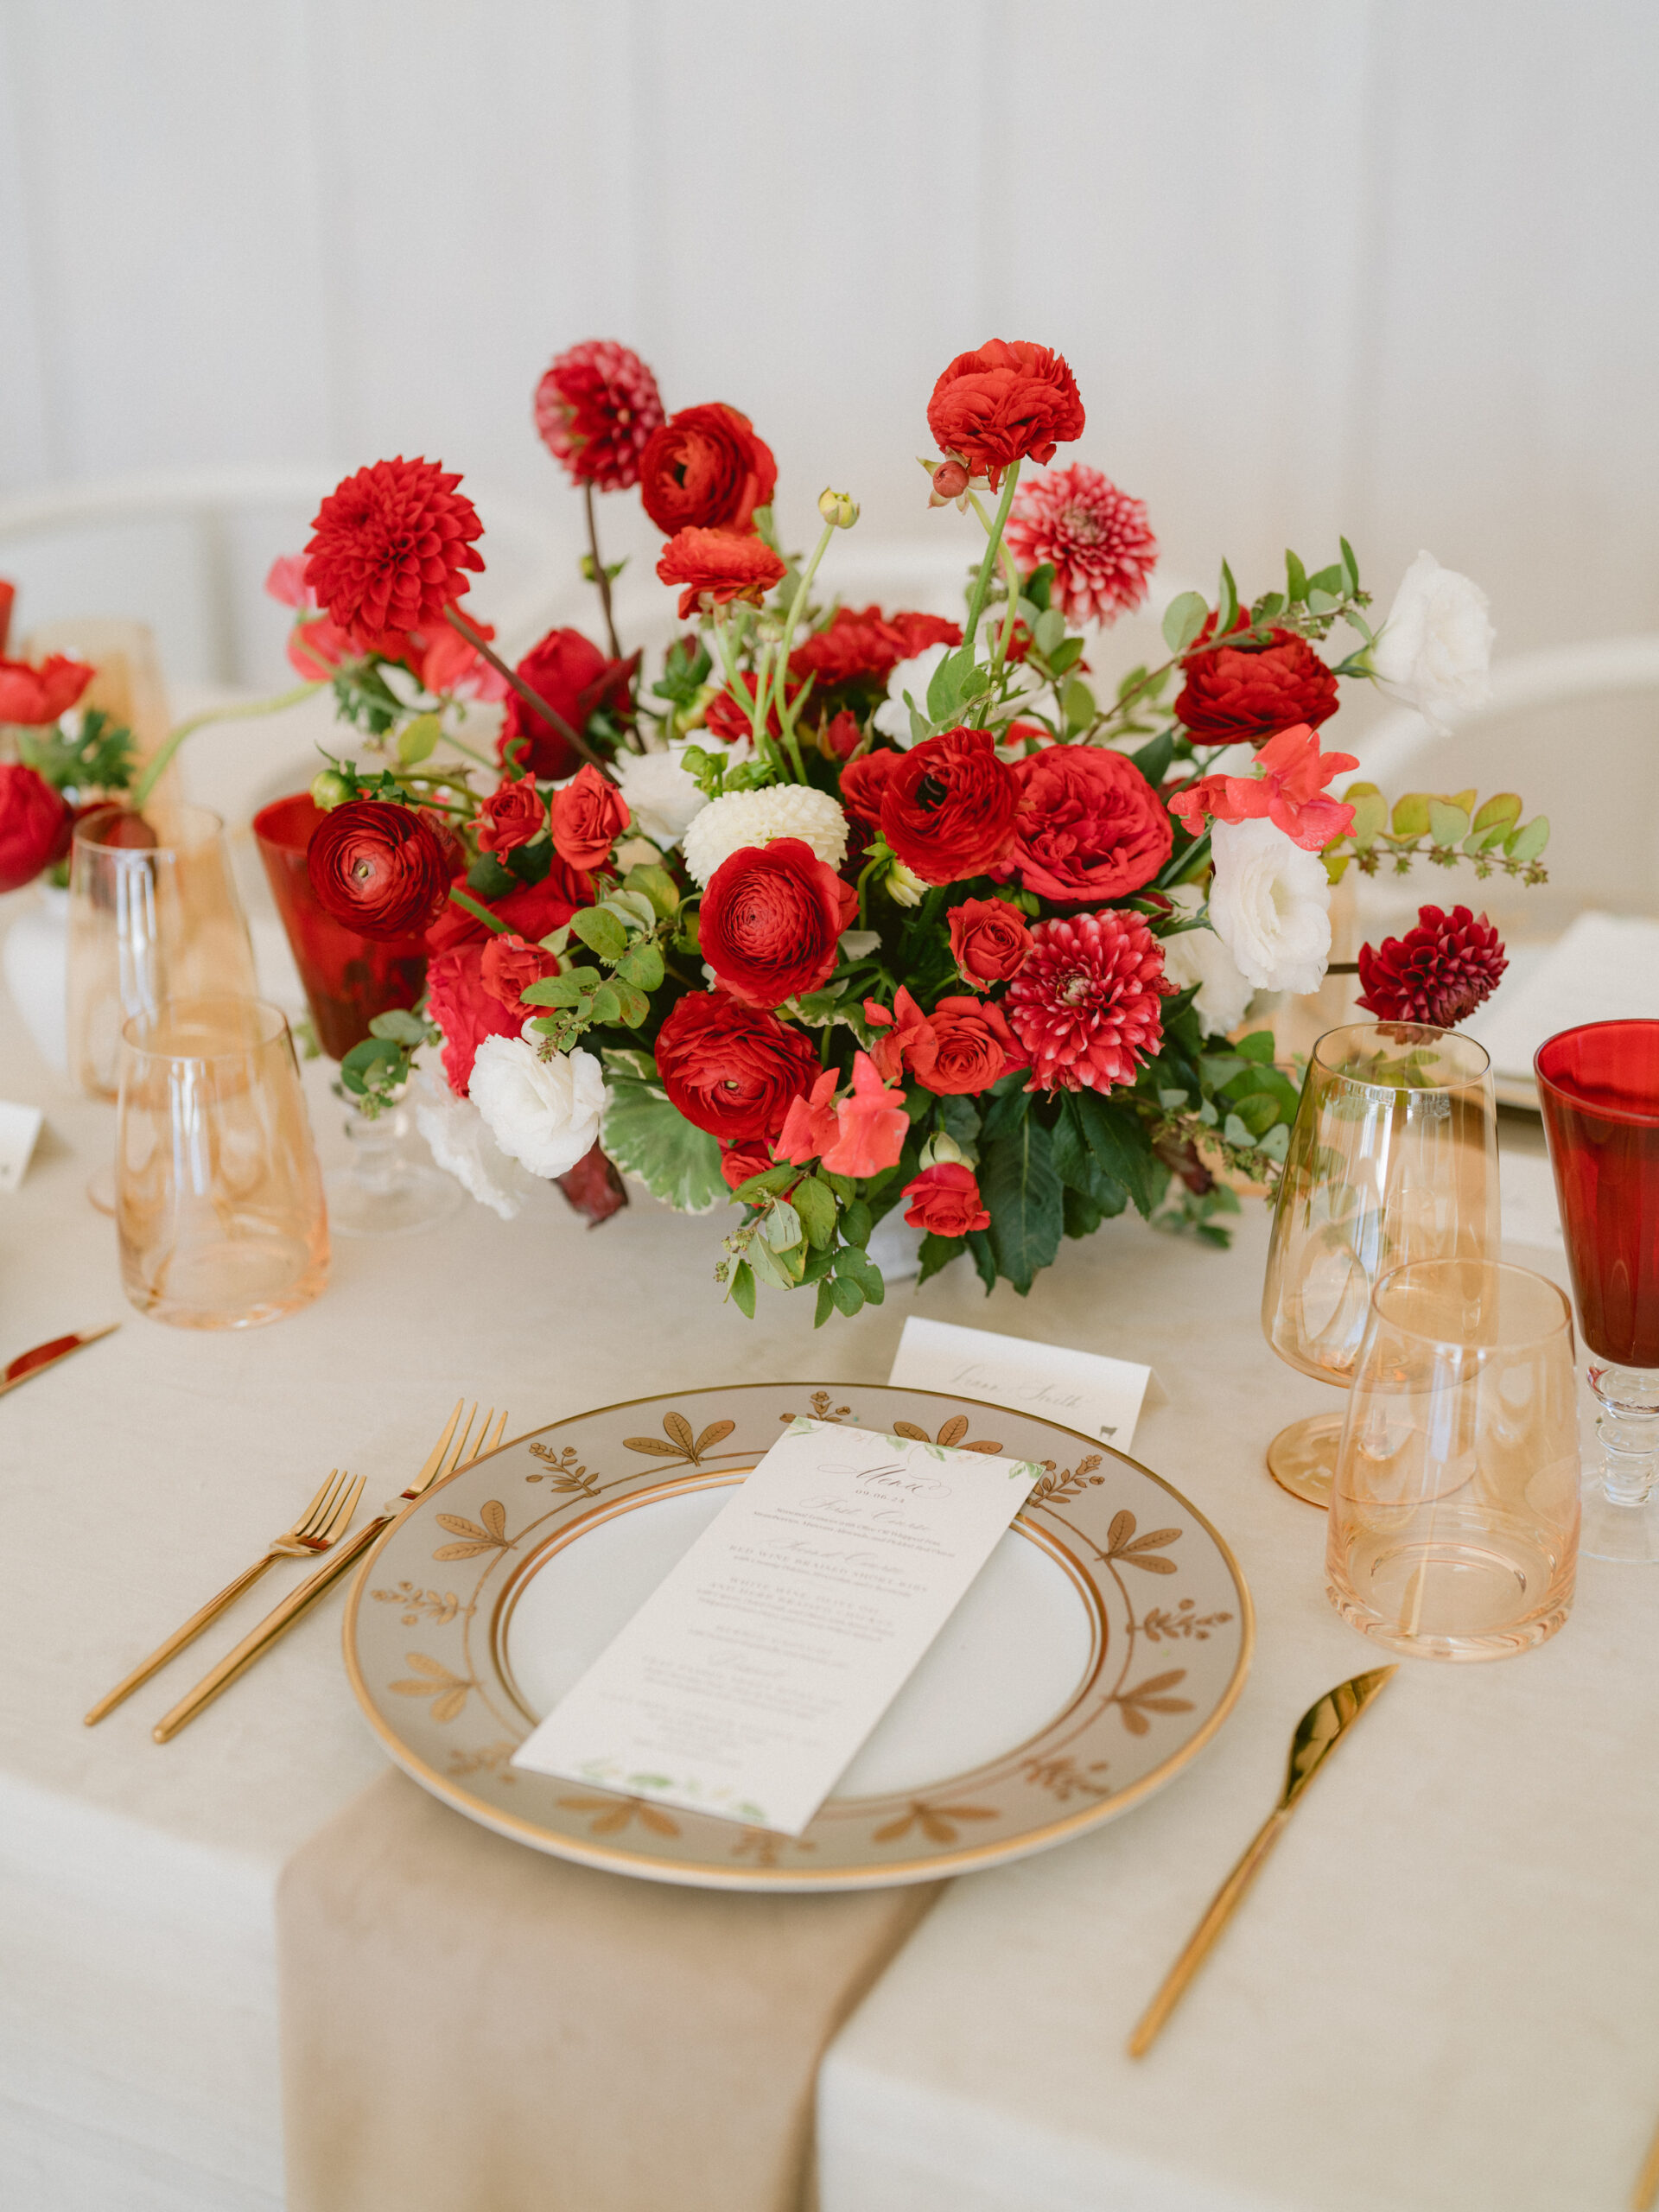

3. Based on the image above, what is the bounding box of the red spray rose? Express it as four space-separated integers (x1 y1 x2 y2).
550 762 629 872
303 458 484 642
902 1162 992 1237
949 896 1033 986
654 992 820 1142
1005 745 1173 904
926 340 1085 489
700 838 857 1008
905 994 1026 1095
1174 614 1339 746
0 653 95 725
657 529 786 620
476 777 547 856
1357 905 1508 1027
498 627 633 780
307 800 450 943
639 404 777 536
425 943 524 1096
720 1137 778 1191
423 855 590 955
880 727 1022 884
840 747 899 828
534 340 665 493
480 932 560 1013
0 764 71 893
1007 910 1170 1093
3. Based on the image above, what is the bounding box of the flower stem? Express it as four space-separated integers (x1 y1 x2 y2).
444 606 617 782
130 682 322 810
962 461 1021 658
446 883 511 935
582 481 622 662
967 491 1025 677
770 521 837 780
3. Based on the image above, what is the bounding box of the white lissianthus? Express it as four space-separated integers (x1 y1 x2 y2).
1159 882 1255 1037
469 1033 606 1179
413 1074 526 1221
681 783 849 887
1369 550 1494 734
1207 817 1332 996
874 642 953 742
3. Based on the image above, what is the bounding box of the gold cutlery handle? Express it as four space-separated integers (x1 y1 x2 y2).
151 1519 388 1744
85 1554 278 1725
1128 1806 1290 2057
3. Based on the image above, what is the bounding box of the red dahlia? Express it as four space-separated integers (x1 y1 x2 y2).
1005 464 1157 626
534 340 665 493
304 459 484 643
1006 911 1170 1093
1357 905 1508 1027
926 340 1085 489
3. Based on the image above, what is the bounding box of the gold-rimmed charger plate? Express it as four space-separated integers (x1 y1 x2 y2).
344 1383 1253 1890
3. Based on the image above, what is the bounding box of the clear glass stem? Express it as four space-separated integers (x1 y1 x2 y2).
1590 1366 1659 1507
344 1103 411 1195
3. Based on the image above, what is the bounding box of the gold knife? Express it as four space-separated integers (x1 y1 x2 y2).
1128 1665 1397 2057
0 1323 119 1398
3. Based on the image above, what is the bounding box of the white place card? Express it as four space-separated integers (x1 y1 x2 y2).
512 1417 1042 1834
889 1315 1155 1452
0 1102 44 1194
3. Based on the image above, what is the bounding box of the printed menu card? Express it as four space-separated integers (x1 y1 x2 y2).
512 1417 1042 1834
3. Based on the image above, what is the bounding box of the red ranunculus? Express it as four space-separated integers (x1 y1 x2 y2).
303 458 484 641
534 340 665 493
1006 745 1173 904
479 931 560 1012
550 761 629 871
0 653 95 725
700 838 857 1009
720 1138 777 1191
476 777 548 856
0 764 70 893
880 727 1022 884
1174 613 1339 746
840 747 899 827
639 404 777 536
654 991 820 1142
926 340 1085 489
788 606 963 690
498 627 634 780
425 943 524 1096
887 611 963 662
905 993 1026 1095
902 1161 992 1236
307 800 451 942
656 529 786 620
948 895 1033 986
423 855 592 954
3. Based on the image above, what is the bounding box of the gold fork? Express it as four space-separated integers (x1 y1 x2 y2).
85 1469 365 1726
152 1399 505 1744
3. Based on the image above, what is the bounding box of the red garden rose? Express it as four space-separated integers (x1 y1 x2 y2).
499 627 633 780
425 943 524 1096
303 458 484 643
1174 614 1339 746
926 340 1085 488
639 404 778 536
904 993 1026 1095
476 777 547 856
534 340 665 493
0 763 71 893
1005 745 1173 904
0 652 94 725
656 529 786 620
840 747 899 828
550 761 629 871
654 991 820 1142
700 838 858 1008
720 1138 777 1191
949 895 1033 986
307 800 451 943
480 931 560 1013
423 855 591 954
879 727 1022 884
902 1161 991 1237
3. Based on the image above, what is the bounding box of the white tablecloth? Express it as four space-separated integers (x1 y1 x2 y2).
3 878 1656 2212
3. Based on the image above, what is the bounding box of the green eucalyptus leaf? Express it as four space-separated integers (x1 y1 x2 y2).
1163 590 1209 657
766 1198 804 1251
368 1008 428 1046
1505 816 1550 861
571 906 630 963
397 714 442 766
793 1174 837 1249
1286 549 1309 603
828 1273 866 1319
615 940 664 991
730 1261 757 1319
1427 799 1471 846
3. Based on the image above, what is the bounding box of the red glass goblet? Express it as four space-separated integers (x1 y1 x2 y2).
1535 1018 1659 1563
254 793 458 1238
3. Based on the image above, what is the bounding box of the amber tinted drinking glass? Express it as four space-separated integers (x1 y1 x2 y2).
116 997 329 1328
1535 1019 1659 1563
1262 1023 1500 1506
1326 1260 1579 1660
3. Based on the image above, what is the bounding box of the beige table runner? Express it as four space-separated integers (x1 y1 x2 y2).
278 1770 940 2212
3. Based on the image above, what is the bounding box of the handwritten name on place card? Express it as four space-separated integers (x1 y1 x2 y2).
889 1316 1154 1451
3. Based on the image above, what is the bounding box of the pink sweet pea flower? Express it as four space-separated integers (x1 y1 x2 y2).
821 1052 909 1177
862 985 929 1084
264 553 314 609
417 618 510 702
775 1067 842 1166
1169 722 1359 853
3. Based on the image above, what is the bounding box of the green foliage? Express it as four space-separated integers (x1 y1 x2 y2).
17 707 137 794
1327 783 1550 886
601 1051 725 1213
981 1116 1062 1294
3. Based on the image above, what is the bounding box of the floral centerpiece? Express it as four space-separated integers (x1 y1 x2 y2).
266 335 1545 1323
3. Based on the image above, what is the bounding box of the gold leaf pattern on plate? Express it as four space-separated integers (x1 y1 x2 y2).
1143 1598 1235 1643
1103 1508 1182 1573
389 1652 475 1724
371 1581 460 1627
526 1443 601 1496
1027 1454 1105 1508
556 1794 682 1838
432 1499 512 1560
777 1391 855 1426
890 1414 1004 1452
622 1414 737 1466
446 1740 521 1784
870 1800 999 1847
1023 1754 1112 1802
1109 1668 1195 1737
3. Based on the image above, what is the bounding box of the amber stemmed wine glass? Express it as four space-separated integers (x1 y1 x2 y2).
1261 1022 1501 1507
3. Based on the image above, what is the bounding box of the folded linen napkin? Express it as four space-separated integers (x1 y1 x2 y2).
278 1770 939 2212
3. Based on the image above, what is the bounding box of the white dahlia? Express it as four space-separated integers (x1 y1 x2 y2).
681 784 849 888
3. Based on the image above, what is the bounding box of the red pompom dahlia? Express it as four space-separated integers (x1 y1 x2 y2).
304 459 484 644
1006 911 1170 1093
1005 464 1157 626
534 340 665 492
1357 905 1508 1027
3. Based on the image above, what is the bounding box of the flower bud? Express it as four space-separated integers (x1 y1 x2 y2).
310 768 353 811
931 461 969 502
918 1131 968 1171
885 857 925 909
818 486 860 530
